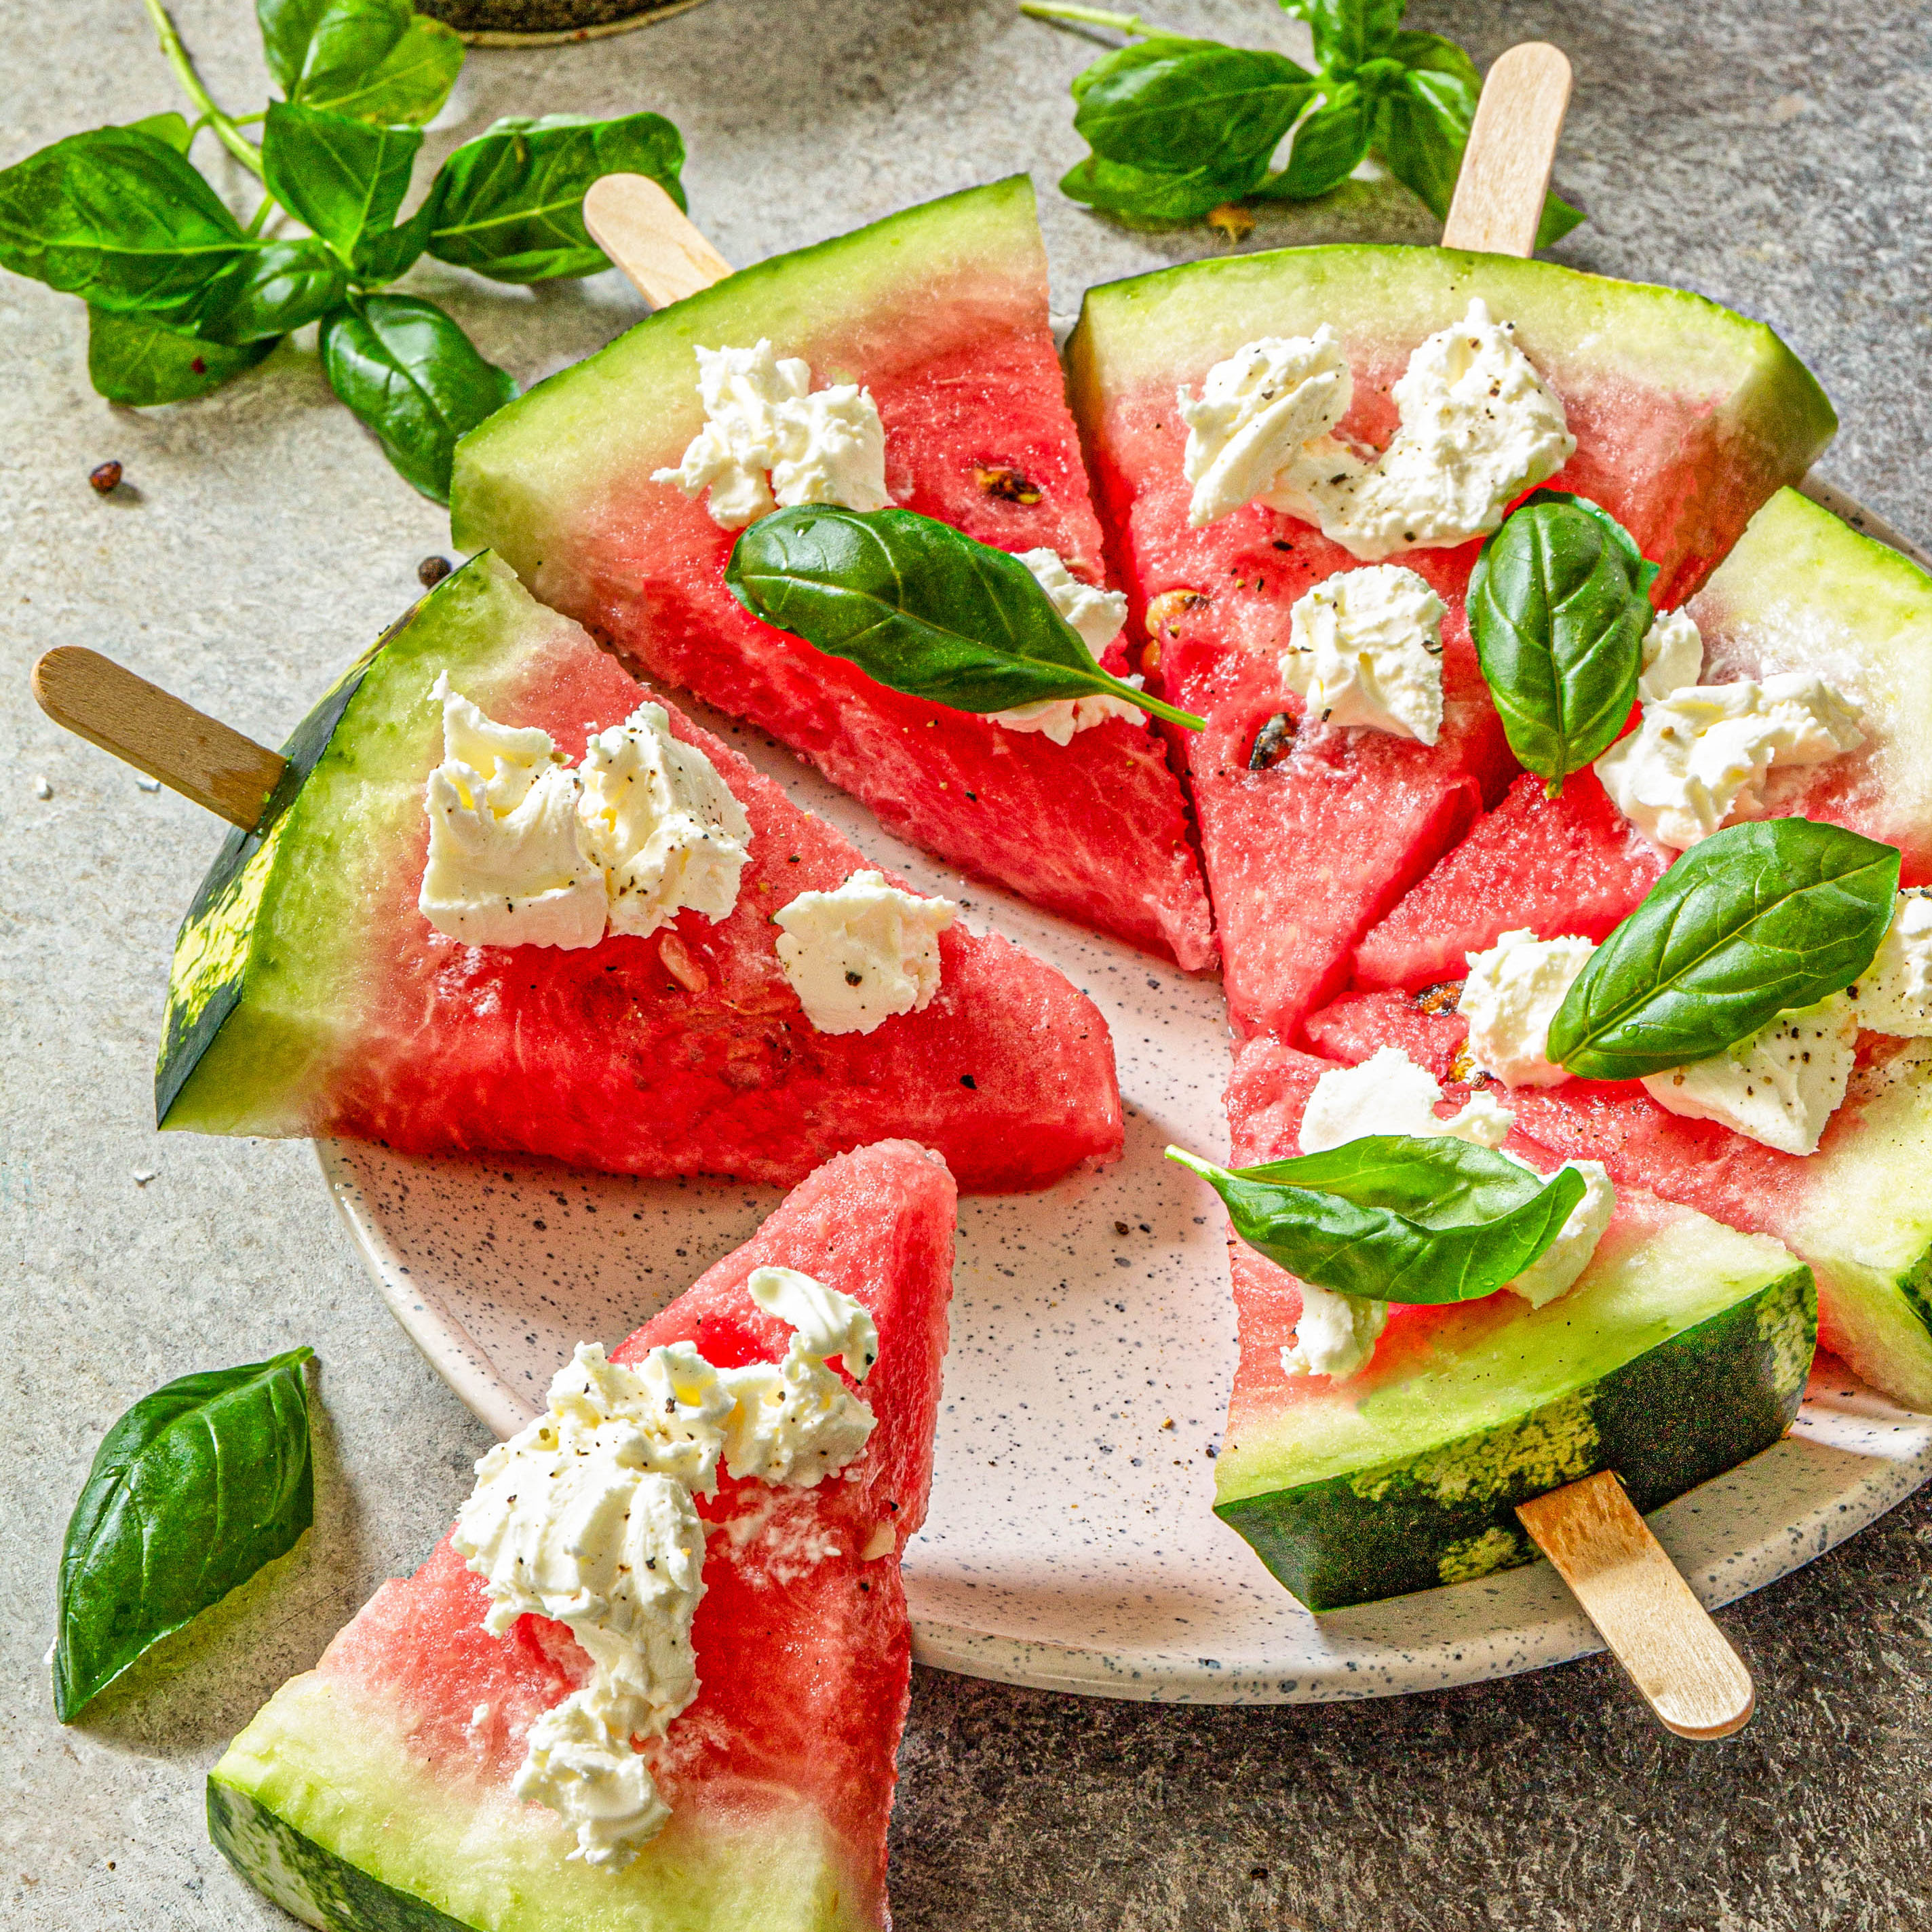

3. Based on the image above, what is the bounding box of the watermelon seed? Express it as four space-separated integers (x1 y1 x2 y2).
417 555 452 588
88 461 122 494
961 1075 976 1089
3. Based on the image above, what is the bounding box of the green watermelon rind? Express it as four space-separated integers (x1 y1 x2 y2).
1215 1211 1816 1612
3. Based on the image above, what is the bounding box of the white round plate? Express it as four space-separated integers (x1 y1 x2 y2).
317 682 1932 1703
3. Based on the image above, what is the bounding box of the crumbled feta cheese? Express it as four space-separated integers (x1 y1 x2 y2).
989 548 1143 745
1850 889 1932 1037
1640 992 1858 1155
773 870 955 1035
1298 1045 1515 1155
453 1269 878 1865
1594 670 1865 851
1178 327 1361 529
1638 606 1703 703
1279 564 1446 744
1505 1160 1616 1308
579 703 752 938
1280 1286 1388 1383
651 341 889 530
1461 929 1596 1088
419 675 605 950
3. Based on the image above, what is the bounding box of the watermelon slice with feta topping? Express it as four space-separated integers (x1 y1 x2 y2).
157 553 1123 1191
1212 1039 1815 1610
1066 248 1836 1041
210 1138 955 1931
448 176 1215 973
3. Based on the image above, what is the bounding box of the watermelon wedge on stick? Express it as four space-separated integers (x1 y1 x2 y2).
450 176 1216 973
157 553 1123 1191
209 1138 956 1931
1066 248 1836 1041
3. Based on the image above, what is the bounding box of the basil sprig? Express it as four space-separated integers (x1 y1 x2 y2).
726 505 1205 731
1548 819 1901 1082
0 1 685 500
1470 491 1658 796
52 1348 315 1722
1025 0 1583 239
1168 1138 1585 1304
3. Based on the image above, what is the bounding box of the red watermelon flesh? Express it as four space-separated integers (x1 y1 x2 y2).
1302 986 1469 1085
1351 771 1669 992
450 180 1214 972
211 1140 957 1931
159 558 1123 1194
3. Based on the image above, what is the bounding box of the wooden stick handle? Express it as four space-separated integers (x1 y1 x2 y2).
583 174 733 307
1440 41 1573 257
31 647 287 832
1517 1471 1754 1740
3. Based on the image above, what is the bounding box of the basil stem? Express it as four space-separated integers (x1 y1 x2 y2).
1168 1139 1585 1305
1548 818 1901 1081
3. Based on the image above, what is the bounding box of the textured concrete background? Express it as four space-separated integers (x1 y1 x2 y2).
2 1 1929 1927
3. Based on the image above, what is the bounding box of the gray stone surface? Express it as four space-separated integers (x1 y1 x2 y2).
1 0 1927 1926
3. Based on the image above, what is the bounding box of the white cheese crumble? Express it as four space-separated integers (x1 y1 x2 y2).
1641 993 1859 1156
773 870 956 1035
1593 670 1865 851
651 341 889 530
988 548 1144 745
452 1271 877 1868
1281 1047 1611 1378
1460 929 1596 1089
421 684 752 950
1851 889 1932 1037
1279 564 1446 744
419 676 606 950
1638 606 1704 704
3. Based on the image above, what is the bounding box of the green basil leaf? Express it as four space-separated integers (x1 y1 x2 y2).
1469 490 1656 794
191 235 351 343
1281 0 1406 73
1547 819 1901 1081
725 505 1204 731
259 0 459 125
262 102 421 267
320 293 517 502
1532 187 1587 251
1071 39 1313 172
1248 79 1374 199
87 305 277 404
1059 151 1269 227
125 111 193 153
1169 1138 1585 1305
1387 29 1480 95
0 127 250 320
305 14 463 125
52 1348 315 1722
425 112 687 283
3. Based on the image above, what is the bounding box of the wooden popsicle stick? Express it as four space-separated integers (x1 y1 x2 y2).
31 646 286 831
583 173 733 307
1440 42 1573 256
1517 1471 1754 1739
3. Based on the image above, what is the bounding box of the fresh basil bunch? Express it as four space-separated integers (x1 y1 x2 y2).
1168 1138 1585 1303
1470 491 1658 796
1027 0 1583 238
1548 818 1901 1081
0 0 686 501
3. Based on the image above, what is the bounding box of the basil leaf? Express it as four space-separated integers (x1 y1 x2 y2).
52 1348 315 1722
725 505 1205 731
191 235 352 343
1281 0 1406 73
320 293 517 502
88 305 276 404
307 14 463 125
1072 39 1313 173
1469 490 1655 794
0 127 251 320
1248 79 1374 199
262 102 421 269
1169 1138 1585 1305
426 113 687 284
1060 151 1269 227
1548 819 1901 1081
125 111 193 153
259 0 460 125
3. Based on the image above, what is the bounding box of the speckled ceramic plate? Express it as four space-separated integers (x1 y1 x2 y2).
317 672 1932 1704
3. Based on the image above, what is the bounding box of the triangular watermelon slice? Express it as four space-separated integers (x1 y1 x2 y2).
158 553 1122 1192
448 176 1215 973
1067 249 1836 1041
1212 1037 1814 1610
210 1138 955 1931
